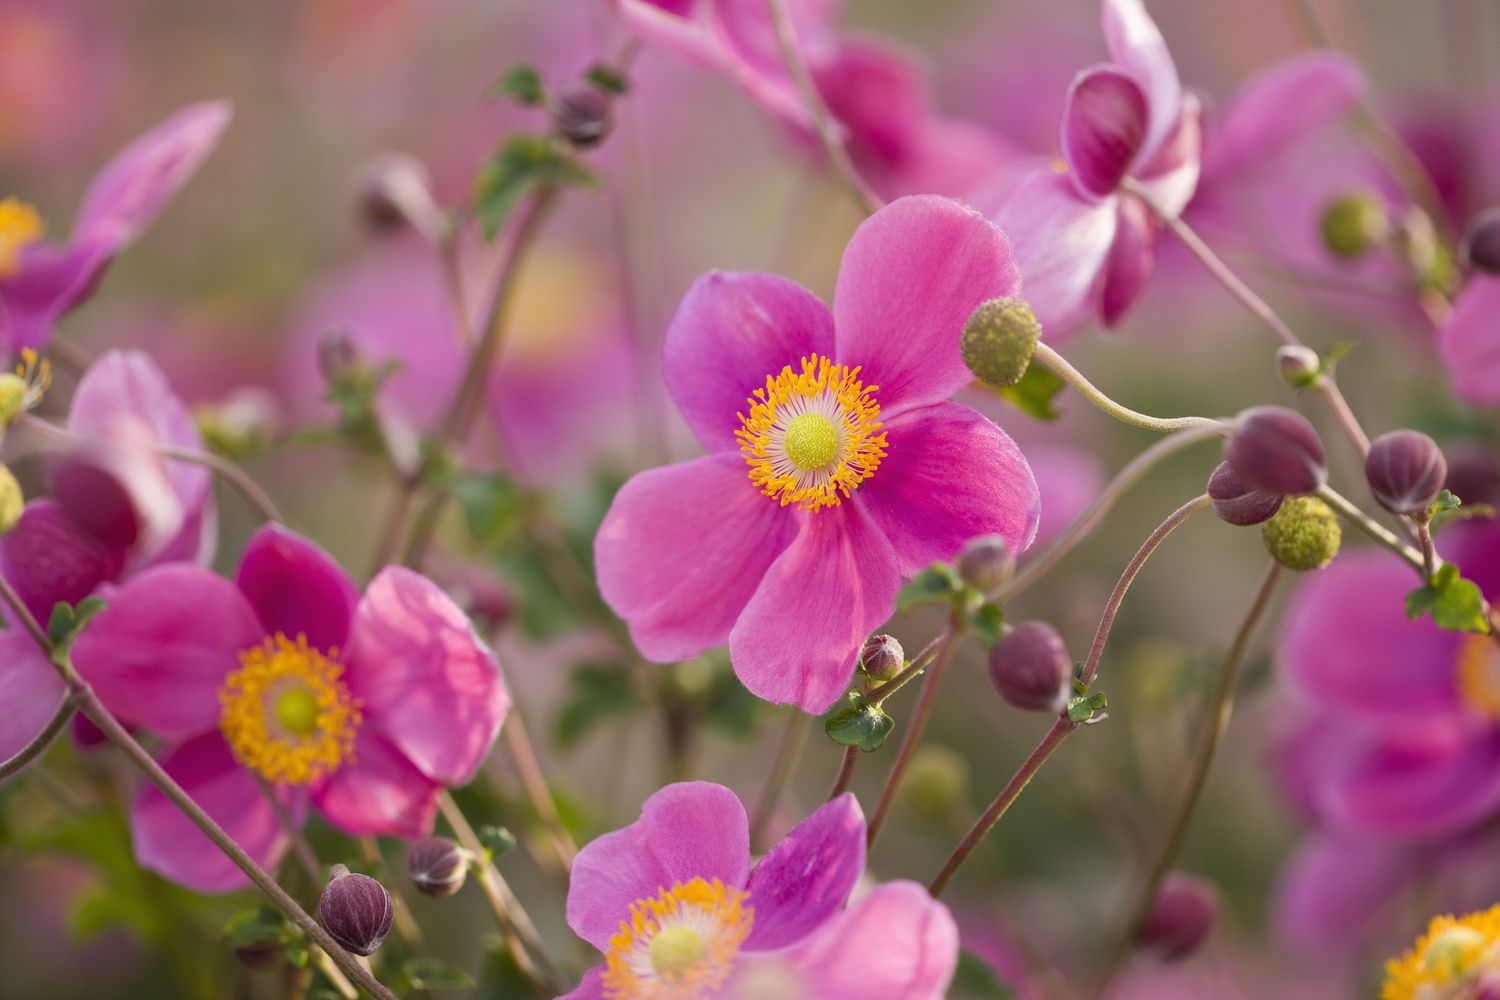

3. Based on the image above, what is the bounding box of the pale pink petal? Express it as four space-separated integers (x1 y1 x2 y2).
343 567 508 786
744 794 865 951
1100 193 1160 327
662 271 834 454
608 0 726 71
833 196 1020 416
131 733 307 894
236 524 360 654
313 730 440 838
1060 65 1149 199
728 501 899 713
857 402 1039 575
595 454 800 663
567 782 750 951
0 632 68 779
1439 277 1500 405
995 170 1117 338
1101 0 1180 161
71 564 263 739
1132 95 1203 219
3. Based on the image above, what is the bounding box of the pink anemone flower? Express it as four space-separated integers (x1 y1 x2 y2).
561 781 957 999
593 195 1039 714
0 101 230 351
68 524 509 892
1439 276 1500 406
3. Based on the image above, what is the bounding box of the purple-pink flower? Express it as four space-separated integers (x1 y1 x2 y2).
1439 276 1500 405
0 101 230 351
593 195 1039 714
68 524 509 892
561 782 957 999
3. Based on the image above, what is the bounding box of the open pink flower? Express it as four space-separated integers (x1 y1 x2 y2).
0 101 230 350
594 196 1038 714
69 524 509 892
561 782 957 999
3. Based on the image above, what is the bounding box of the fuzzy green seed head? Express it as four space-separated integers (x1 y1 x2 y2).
1321 191 1387 259
0 465 21 535
1261 495 1341 571
961 297 1041 389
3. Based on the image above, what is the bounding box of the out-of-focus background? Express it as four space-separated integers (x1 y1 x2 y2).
1 0 1497 996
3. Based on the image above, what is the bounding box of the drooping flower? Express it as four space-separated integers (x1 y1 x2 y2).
593 195 1038 714
69 523 509 892
0 101 231 351
560 781 958 999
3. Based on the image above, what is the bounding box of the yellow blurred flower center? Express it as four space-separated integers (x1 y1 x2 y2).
1455 634 1500 720
1382 904 1500 1000
602 877 753 999
0 197 43 277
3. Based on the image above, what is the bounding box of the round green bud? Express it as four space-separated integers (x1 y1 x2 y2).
1320 191 1387 259
902 745 969 822
961 297 1041 389
1261 495 1341 571
0 373 27 427
1275 345 1321 389
0 465 20 535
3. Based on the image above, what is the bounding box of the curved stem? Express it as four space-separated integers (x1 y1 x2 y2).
1031 344 1225 433
1091 561 1282 993
827 745 860 801
765 0 882 216
1316 485 1428 575
155 444 284 524
865 632 947 705
1311 376 1370 457
0 690 74 780
501 707 579 871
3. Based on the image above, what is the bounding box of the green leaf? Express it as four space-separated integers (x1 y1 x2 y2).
1430 489 1462 516
404 958 477 991
586 64 628 94
474 134 598 240
967 602 1004 646
477 825 517 859
1406 563 1490 634
491 65 544 105
555 663 643 748
823 692 894 752
996 364 1065 421
452 473 525 547
1066 690 1109 725
952 949 1017 998
47 596 107 649
897 563 962 613
1319 339 1358 376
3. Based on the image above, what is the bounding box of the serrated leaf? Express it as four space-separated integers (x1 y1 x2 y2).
474 134 598 240
967 602 1004 646
1067 690 1108 725
492 65 544 105
404 958 477 991
1430 490 1462 516
586 64 628 94
823 692 894 751
478 825 517 858
996 364 1065 421
897 563 962 613
1406 563 1490 634
47 596 107 648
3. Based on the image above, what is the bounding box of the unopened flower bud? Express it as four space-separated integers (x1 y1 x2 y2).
988 621 1071 713
317 864 393 957
1261 495 1341 571
860 633 904 683
551 82 613 148
357 153 444 240
0 465 22 534
1462 207 1500 275
195 388 281 461
1276 345 1321 389
1141 873 1219 961
1320 190 1387 259
902 745 969 821
1365 429 1447 515
1207 461 1282 527
408 836 468 897
956 534 1014 593
0 372 27 427
961 297 1041 389
317 333 361 386
1224 407 1327 496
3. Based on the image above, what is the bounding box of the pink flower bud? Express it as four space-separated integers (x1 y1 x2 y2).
1462 207 1500 275
356 153 443 239
957 534 1014 593
1207 461 1283 527
1141 873 1219 961
408 837 468 897
988 622 1070 713
1365 429 1447 515
1223 407 1326 496
860 633 905 682
317 864 393 957
551 83 613 148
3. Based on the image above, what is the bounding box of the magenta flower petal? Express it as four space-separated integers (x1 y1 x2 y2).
566 782 750 952
1271 833 1410 955
559 968 607 1000
743 793 866 952
662 271 835 454
1061 65 1149 199
0 632 67 778
1027 445 1105 547
312 730 440 838
71 564 263 739
596 454 800 663
995 170 1118 337
0 240 112 350
1100 193 1159 326
1278 551 1463 724
832 196 1020 416
735 881 958 999
856 402 1039 575
1101 0 1180 160
343 566 508 787
131 733 306 894
728 502 899 714
236 525 360 653
1439 276 1500 405
0 500 125 626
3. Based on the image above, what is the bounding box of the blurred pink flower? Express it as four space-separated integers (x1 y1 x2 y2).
594 196 1038 714
1439 276 1500 405
0 101 231 351
68 524 509 892
561 782 957 998
0 0 122 169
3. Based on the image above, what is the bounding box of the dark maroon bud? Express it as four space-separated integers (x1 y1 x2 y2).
988 622 1071 713
317 333 361 386
234 941 285 971
408 837 468 897
551 83 613 148
1462 207 1500 275
1141 873 1219 961
1365 430 1448 515
1207 461 1283 527
317 864 393 957
860 633 905 683
1223 406 1327 496
956 534 1015 593
356 153 443 239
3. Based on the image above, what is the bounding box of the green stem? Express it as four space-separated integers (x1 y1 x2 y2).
1031 344 1224 433
1316 485 1428 575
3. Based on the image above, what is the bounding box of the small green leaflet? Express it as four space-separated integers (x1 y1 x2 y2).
995 364 1065 421
896 562 962 612
824 692 894 751
491 65 544 105
1406 563 1490 634
474 135 597 240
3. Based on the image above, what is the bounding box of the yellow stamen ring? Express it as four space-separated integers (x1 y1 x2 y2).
1455 633 1500 721
601 877 753 999
0 197 44 278
1382 904 1500 999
